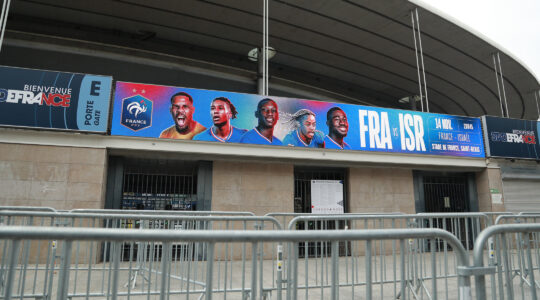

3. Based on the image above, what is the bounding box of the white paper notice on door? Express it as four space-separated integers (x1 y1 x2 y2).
311 180 344 214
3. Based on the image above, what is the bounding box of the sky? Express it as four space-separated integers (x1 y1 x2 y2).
418 0 540 83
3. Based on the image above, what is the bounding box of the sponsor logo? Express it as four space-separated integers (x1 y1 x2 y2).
120 95 153 131
0 85 72 107
490 130 536 144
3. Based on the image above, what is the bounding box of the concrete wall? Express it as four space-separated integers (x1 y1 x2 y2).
476 167 505 213
0 143 107 210
349 167 415 214
212 161 294 215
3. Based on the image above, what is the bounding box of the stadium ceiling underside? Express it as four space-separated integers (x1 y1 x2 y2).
3 0 539 119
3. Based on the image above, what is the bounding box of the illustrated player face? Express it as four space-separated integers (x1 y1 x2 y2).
328 109 349 137
211 99 232 127
299 114 316 139
170 95 194 131
256 100 279 128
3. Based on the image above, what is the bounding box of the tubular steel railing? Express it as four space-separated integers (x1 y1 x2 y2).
0 226 471 300
5 207 540 300
286 213 489 300
473 224 540 300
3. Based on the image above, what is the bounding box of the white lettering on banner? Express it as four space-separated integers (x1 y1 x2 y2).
398 113 426 152
23 84 72 94
359 110 368 147
506 133 523 143
435 118 453 130
0 89 71 107
358 109 393 149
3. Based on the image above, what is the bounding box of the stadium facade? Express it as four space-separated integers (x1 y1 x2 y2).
0 0 539 215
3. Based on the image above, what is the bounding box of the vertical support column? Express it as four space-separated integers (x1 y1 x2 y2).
257 50 265 95
497 53 509 117
258 0 270 96
410 8 429 112
534 90 540 120
410 11 424 112
0 0 12 53
415 9 429 112
492 52 509 117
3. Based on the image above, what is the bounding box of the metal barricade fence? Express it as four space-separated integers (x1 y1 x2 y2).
473 224 540 300
496 214 540 225
265 212 405 233
0 207 58 213
286 213 489 300
0 212 282 300
0 208 257 229
0 226 471 300
69 208 256 216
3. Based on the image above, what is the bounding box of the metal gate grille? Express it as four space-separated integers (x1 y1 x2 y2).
422 173 473 249
294 167 348 257
423 174 468 213
121 159 198 211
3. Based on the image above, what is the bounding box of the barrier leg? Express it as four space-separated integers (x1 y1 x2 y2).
205 242 215 300
56 241 72 300
331 241 339 300
3 240 21 300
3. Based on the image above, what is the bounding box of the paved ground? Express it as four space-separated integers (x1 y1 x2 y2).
2 246 537 299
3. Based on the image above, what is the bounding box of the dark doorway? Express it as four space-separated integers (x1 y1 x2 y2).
423 174 469 213
414 171 478 250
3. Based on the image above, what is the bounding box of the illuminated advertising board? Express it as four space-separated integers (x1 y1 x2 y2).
111 81 485 158
482 115 540 159
0 65 112 132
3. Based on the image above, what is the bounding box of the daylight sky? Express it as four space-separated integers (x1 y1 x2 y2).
416 0 540 83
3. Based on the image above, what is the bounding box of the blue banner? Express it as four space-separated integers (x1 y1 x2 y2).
111 81 485 158
0 65 112 132
482 115 540 159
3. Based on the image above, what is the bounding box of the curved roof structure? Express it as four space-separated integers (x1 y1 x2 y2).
2 0 539 119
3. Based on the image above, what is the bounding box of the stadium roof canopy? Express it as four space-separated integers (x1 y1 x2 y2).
3 0 540 119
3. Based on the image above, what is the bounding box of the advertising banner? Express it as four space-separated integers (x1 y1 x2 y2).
111 81 485 158
0 65 112 132
482 115 540 159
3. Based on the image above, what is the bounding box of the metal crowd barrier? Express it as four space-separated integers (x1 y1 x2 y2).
285 213 489 300
495 214 540 225
265 212 405 232
473 224 540 300
0 211 282 300
69 208 256 216
0 226 471 300
0 206 58 212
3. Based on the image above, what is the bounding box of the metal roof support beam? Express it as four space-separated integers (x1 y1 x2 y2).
261 0 269 96
257 0 269 96
535 90 540 120
410 8 429 112
0 0 12 54
492 52 509 118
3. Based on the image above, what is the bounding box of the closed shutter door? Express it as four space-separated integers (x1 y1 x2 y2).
501 166 540 213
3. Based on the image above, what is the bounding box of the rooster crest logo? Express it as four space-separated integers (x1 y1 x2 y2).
127 100 148 118
120 94 153 131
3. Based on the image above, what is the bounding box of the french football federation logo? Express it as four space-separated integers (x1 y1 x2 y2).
121 95 152 131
